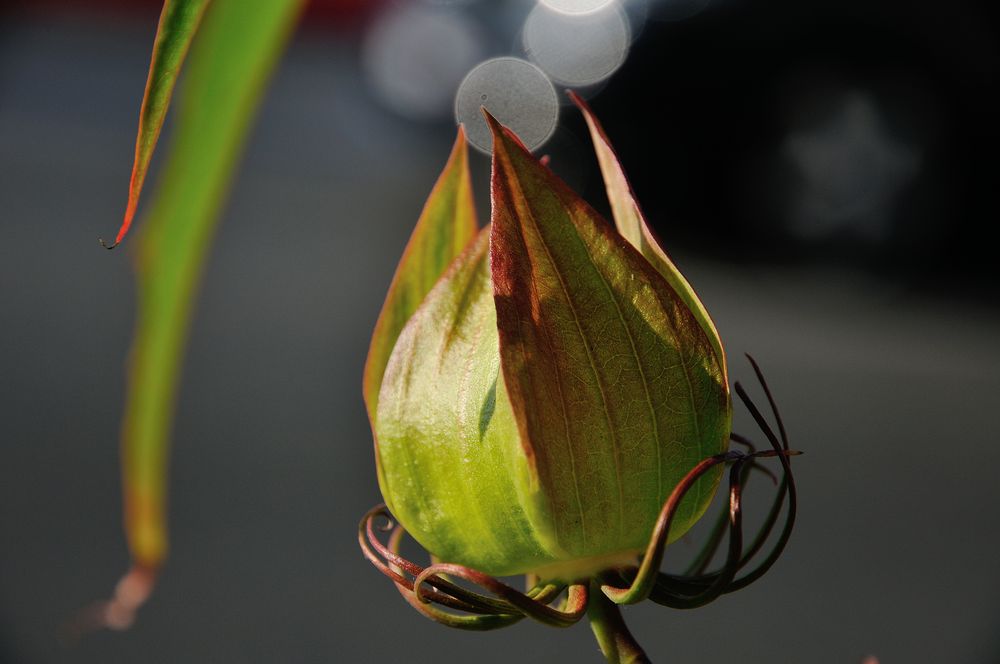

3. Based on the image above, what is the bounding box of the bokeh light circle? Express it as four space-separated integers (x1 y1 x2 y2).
522 3 631 87
540 0 618 15
455 57 559 154
362 5 485 120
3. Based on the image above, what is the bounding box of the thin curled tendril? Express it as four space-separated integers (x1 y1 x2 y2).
604 354 799 607
358 355 799 630
359 505 587 630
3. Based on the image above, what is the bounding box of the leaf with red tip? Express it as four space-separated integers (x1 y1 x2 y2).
363 128 478 421
569 91 727 384
102 0 210 249
487 112 730 561
92 0 303 632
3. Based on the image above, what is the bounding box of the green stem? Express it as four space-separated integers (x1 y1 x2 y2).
587 580 652 663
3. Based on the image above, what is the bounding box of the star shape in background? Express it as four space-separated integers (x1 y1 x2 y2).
783 92 922 243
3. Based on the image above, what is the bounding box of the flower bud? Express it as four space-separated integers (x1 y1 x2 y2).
364 106 730 582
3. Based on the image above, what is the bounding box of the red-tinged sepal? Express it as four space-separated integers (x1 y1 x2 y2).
486 111 730 564
364 127 478 421
569 91 728 387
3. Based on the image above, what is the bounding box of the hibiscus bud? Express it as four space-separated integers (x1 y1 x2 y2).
363 107 730 582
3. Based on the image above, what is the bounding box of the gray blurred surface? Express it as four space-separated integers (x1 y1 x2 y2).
2 12 999 664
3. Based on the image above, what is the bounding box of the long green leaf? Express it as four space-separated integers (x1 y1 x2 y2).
569 91 728 385
103 0 210 249
487 112 730 561
363 129 477 421
106 0 303 625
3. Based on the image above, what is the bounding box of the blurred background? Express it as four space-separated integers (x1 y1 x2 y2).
2 0 999 662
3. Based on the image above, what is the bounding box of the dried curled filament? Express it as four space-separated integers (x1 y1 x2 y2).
359 355 799 631
602 354 799 608
359 505 588 630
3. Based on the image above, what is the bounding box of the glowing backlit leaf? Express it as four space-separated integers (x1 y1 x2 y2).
363 129 477 420
569 91 727 384
488 112 730 564
103 0 210 249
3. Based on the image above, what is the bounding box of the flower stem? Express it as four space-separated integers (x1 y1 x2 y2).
587 579 651 663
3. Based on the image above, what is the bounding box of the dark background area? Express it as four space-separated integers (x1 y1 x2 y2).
593 0 999 292
1 0 998 662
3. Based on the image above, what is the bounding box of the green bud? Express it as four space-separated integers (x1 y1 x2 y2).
364 105 731 583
